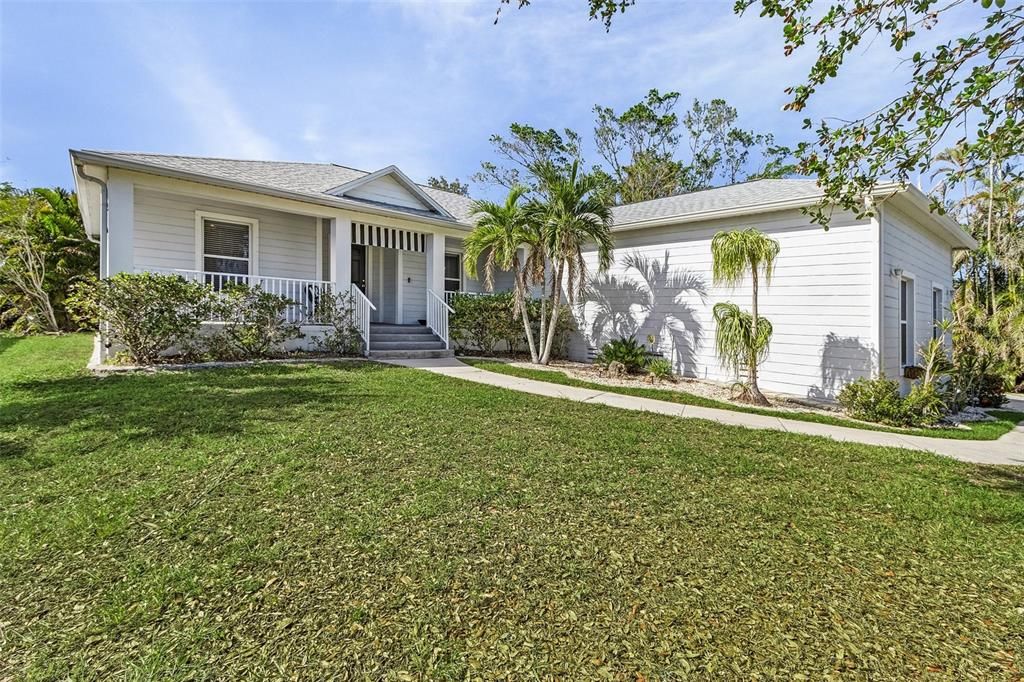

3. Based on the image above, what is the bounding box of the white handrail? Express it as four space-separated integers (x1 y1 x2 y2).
426 289 454 350
350 283 376 356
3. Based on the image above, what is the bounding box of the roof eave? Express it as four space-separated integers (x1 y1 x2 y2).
69 150 471 230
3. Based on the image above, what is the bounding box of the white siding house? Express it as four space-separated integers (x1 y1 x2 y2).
571 181 975 398
71 150 975 392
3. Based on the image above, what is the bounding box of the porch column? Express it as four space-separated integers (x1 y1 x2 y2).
424 232 445 296
107 171 134 276
328 215 352 289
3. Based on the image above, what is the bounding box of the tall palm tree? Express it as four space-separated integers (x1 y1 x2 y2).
710 228 780 405
464 185 541 363
533 161 614 364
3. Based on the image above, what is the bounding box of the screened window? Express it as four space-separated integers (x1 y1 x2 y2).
899 278 914 365
203 219 251 276
932 288 944 339
444 253 461 293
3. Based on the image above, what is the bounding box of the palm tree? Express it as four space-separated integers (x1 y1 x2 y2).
464 185 541 362
710 228 780 405
533 161 614 364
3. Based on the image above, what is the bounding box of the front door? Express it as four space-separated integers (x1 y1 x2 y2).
351 244 367 293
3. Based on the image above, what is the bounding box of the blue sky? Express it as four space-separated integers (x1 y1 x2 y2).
1 0 972 198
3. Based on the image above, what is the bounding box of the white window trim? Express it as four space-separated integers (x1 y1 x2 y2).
444 250 464 292
899 274 915 367
195 210 260 276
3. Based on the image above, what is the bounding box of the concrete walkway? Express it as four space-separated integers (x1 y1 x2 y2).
386 358 1024 467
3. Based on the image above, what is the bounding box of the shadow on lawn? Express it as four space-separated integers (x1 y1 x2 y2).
0 364 383 448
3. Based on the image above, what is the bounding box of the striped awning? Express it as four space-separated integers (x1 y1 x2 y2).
351 221 426 253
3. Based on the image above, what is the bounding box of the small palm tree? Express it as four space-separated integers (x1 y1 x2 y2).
711 228 780 405
533 161 614 364
464 186 541 362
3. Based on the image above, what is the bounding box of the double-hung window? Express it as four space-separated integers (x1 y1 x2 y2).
899 278 914 366
932 287 944 339
444 253 462 293
197 212 257 288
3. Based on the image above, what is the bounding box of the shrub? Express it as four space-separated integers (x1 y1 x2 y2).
69 272 213 364
595 336 648 373
904 382 947 426
449 292 517 355
209 283 301 360
977 373 1008 408
646 357 675 382
313 290 362 355
837 377 913 426
448 293 574 359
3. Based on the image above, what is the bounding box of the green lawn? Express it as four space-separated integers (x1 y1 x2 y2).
462 359 1024 441
2 334 1023 679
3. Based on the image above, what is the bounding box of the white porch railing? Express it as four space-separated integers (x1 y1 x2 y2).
426 289 454 349
137 268 336 324
443 290 491 305
350 283 376 356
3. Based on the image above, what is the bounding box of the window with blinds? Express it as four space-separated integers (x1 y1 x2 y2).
444 253 461 292
203 219 251 275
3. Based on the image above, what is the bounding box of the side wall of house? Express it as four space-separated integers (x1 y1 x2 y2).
880 203 954 391
133 187 319 280
574 209 879 398
443 236 517 294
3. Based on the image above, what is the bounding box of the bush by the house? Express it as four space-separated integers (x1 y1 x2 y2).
449 292 519 355
448 293 575 358
837 378 915 426
313 290 362 355
68 272 214 364
646 357 675 382
595 336 649 374
208 283 302 360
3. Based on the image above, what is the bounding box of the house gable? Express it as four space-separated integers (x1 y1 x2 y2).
326 165 452 218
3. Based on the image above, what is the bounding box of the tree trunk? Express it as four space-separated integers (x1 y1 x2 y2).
514 263 539 363
747 268 769 406
539 259 565 365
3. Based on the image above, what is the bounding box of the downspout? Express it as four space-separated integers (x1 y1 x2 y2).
75 163 110 363
75 163 108 278
875 198 886 379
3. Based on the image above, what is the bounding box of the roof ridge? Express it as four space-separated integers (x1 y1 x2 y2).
80 149 355 169
80 149 474 202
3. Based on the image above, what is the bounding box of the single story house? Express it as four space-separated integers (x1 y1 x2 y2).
70 150 976 398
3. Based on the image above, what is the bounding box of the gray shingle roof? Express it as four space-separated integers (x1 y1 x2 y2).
610 179 822 226
78 151 477 223
78 151 824 228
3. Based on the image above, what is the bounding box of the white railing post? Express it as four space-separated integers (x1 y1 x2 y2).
426 289 454 350
350 282 376 356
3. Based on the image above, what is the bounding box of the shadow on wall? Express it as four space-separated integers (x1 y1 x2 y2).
586 251 708 377
808 332 877 400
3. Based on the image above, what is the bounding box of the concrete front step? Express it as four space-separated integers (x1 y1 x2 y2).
368 349 455 360
370 333 439 342
372 341 447 351
370 324 432 333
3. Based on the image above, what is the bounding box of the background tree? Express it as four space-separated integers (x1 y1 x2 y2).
710 228 780 405
480 92 793 205
464 186 542 362
426 176 470 196
0 184 98 333
508 1 1023 225
471 123 592 192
